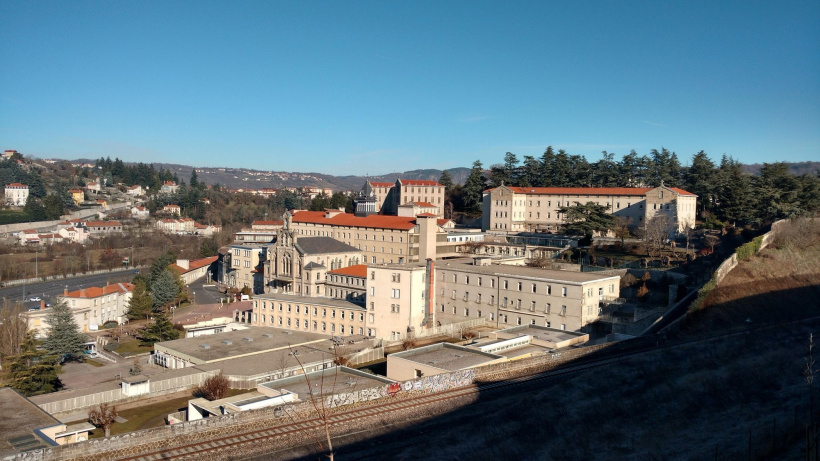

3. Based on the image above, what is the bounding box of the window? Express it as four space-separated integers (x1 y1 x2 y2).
278 317 283 325
465 276 470 285
287 318 291 326
464 308 470 316
322 308 327 317
530 301 536 311
370 302 374 311
531 319 536 325
331 309 336 318
491 279 495 288
313 321 317 330
560 324 566 331
517 299 522 309
489 295 495 305
371 271 375 280
517 317 522 325
452 307 456 314
477 277 482 286
561 305 567 316
341 311 345 319
478 310 482 318
441 304 445 312
490 312 495 321
503 280 508 289
391 304 400 313
517 282 522 291
322 322 327 331
547 285 551 295
532 283 537 293
368 314 374 323
546 303 551 313
562 287 567 297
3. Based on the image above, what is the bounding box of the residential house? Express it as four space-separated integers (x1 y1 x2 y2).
84 221 123 235
155 218 195 234
68 189 84 206
4 183 29 206
193 222 220 237
85 182 101 194
127 185 144 196
131 205 150 220
23 283 134 335
160 181 179 195
162 204 181 216
57 226 88 244
169 256 218 285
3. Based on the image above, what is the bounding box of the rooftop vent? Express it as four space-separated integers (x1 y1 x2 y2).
262 333 272 338
200 344 210 349
345 379 356 386
222 340 232 345
284 331 292 335
243 337 253 342
454 354 463 357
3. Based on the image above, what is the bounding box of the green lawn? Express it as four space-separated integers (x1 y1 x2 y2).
88 388 255 438
112 340 154 357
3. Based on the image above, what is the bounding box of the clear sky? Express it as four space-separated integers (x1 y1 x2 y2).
1 1 818 175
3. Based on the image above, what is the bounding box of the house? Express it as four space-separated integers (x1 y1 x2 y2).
162 204 181 216
131 205 150 220
193 222 221 237
127 185 143 196
23 283 134 335
155 218 194 234
169 256 218 285
85 182 101 194
68 189 84 206
83 221 123 235
256 188 278 197
4 183 29 206
481 184 697 234
17 229 40 245
160 181 179 195
57 226 88 244
2 149 19 160
95 199 108 210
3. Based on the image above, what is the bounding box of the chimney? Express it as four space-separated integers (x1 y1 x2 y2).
80 289 86 297
40 300 45 310
63 288 68 296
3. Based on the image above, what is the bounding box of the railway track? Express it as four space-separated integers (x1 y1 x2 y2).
114 315 820 461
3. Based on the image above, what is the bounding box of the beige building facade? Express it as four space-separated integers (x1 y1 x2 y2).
482 185 696 234
23 283 134 336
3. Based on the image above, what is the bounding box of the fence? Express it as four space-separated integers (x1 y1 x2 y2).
0 266 147 288
34 370 216 415
347 346 385 366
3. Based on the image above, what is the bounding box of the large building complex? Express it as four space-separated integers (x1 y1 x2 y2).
482 184 697 234
355 179 446 217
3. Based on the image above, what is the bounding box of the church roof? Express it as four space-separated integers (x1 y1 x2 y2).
295 236 360 255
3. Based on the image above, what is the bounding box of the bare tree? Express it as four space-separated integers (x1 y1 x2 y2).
0 299 27 358
680 217 696 255
704 234 720 254
613 216 632 247
195 372 229 400
88 403 118 437
644 214 675 257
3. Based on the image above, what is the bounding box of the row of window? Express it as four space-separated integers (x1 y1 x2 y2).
443 274 568 296
438 304 567 329
256 301 365 321
256 314 364 334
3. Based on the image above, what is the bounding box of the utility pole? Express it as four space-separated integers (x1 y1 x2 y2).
35 249 38 279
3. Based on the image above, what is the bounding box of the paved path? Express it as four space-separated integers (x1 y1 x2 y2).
0 269 139 310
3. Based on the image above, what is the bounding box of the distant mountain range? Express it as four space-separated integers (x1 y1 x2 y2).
742 161 820 176
70 159 472 191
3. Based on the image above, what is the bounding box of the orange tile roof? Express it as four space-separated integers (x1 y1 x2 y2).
400 179 443 187
5 183 27 188
64 283 134 298
169 256 218 274
503 186 652 196
328 264 368 278
416 213 437 217
413 201 436 207
86 221 122 227
669 187 697 196
369 181 394 188
291 211 418 230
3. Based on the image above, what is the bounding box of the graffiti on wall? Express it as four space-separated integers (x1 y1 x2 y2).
323 369 474 409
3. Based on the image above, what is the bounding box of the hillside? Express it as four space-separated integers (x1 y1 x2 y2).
69 159 470 191
742 161 820 176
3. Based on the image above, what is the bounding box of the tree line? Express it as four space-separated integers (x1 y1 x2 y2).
442 147 820 227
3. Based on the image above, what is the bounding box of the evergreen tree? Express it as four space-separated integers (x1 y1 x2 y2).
538 146 555 187
41 300 86 358
141 310 179 344
148 251 176 288
151 269 181 309
715 155 751 226
438 170 454 190
5 331 62 396
126 279 153 320
519 156 541 187
685 151 717 215
461 160 486 213
551 150 571 186
558 202 616 236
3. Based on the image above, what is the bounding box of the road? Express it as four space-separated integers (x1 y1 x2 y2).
0 269 140 309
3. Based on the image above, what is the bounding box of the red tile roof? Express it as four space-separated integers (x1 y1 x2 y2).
291 211 419 230
497 186 697 197
413 201 436 207
86 221 122 227
5 183 28 188
64 283 134 298
399 179 443 187
328 264 368 278
169 256 218 274
668 187 697 196
369 182 394 188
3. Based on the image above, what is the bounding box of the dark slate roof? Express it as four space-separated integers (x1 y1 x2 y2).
295 237 359 255
304 261 326 270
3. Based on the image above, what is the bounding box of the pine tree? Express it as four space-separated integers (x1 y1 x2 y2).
151 269 180 309
461 160 486 213
558 202 616 236
142 310 179 344
41 300 86 358
126 279 153 320
5 331 63 396
438 170 454 190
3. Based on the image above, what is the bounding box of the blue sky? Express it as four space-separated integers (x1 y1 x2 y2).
1 1 818 175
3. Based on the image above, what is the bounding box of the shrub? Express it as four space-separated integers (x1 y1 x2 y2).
195 372 229 400
402 338 417 350
637 283 650 302
620 273 637 289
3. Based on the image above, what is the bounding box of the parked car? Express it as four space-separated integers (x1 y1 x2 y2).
29 296 41 302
